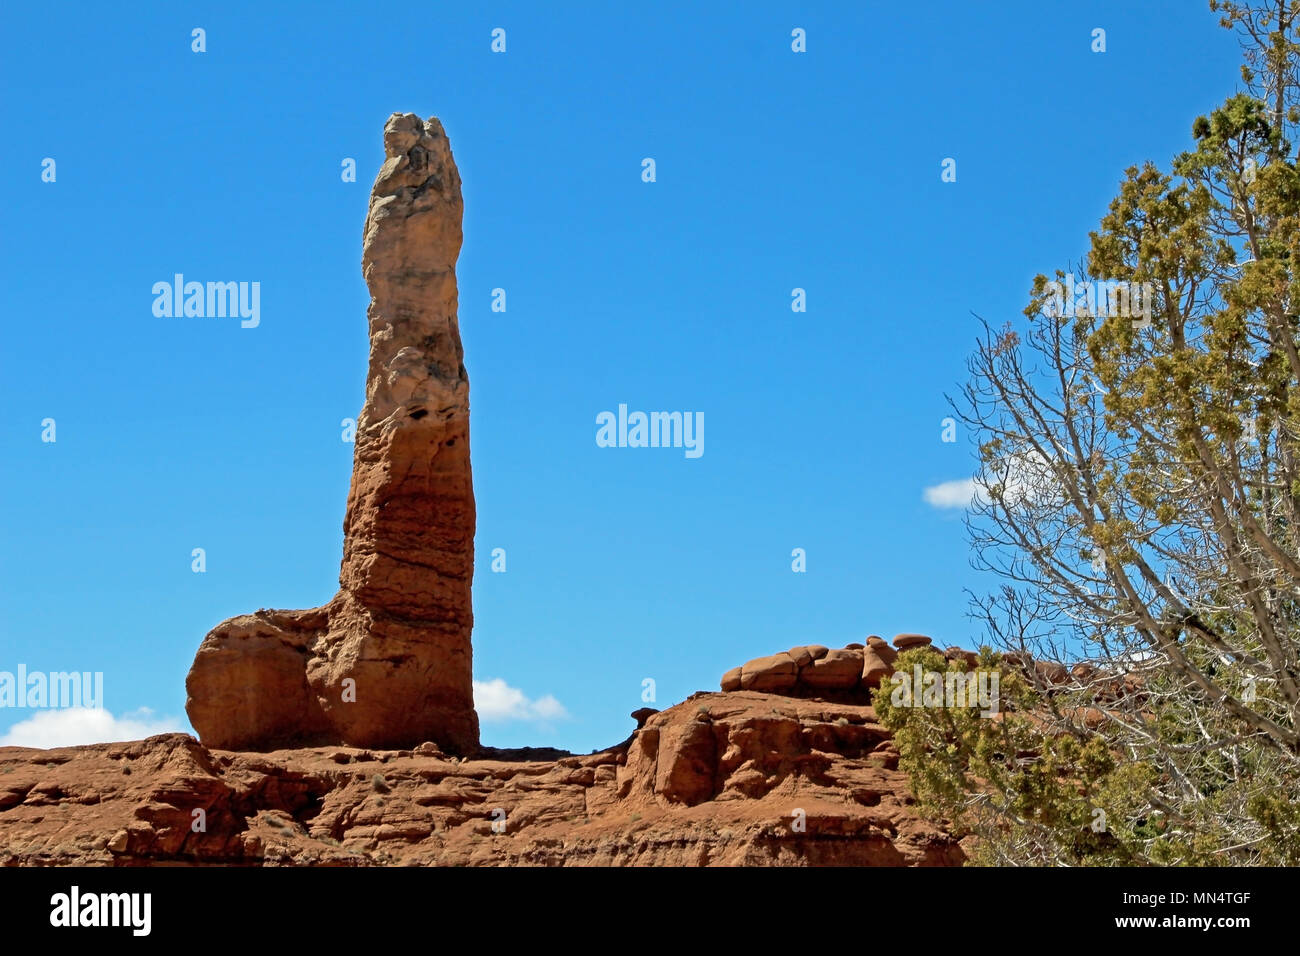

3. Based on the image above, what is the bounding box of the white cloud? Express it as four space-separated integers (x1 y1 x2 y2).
0 707 187 749
925 450 1063 512
923 477 983 510
473 678 569 723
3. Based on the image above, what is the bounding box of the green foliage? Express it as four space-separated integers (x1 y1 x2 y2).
913 5 1300 865
877 648 1300 864
877 650 1151 865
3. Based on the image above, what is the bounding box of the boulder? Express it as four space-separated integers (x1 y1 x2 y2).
867 637 898 666
1002 651 1033 669
862 647 895 688
892 634 933 650
1071 662 1100 682
944 647 980 669
1034 661 1069 685
801 648 864 689
740 654 799 692
787 646 816 668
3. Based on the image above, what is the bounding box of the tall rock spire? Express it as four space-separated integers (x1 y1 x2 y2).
185 113 479 753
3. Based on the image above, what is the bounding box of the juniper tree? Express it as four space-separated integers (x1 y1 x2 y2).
883 0 1300 865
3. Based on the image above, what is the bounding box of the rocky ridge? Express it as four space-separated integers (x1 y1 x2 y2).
0 684 964 866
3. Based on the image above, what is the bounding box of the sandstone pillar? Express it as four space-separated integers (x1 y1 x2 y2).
185 114 479 754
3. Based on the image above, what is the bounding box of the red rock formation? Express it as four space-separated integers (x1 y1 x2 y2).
720 635 961 700
2 635 1145 866
892 634 933 650
0 692 965 866
185 114 478 754
4 117 997 867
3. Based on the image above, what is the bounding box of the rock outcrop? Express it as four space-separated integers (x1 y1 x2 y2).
720 635 957 700
0 115 996 867
0 692 965 866
185 114 478 754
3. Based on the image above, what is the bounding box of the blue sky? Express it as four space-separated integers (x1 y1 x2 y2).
0 1 1240 751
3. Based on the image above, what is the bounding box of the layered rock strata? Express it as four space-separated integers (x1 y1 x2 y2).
185 114 478 754
0 692 965 866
